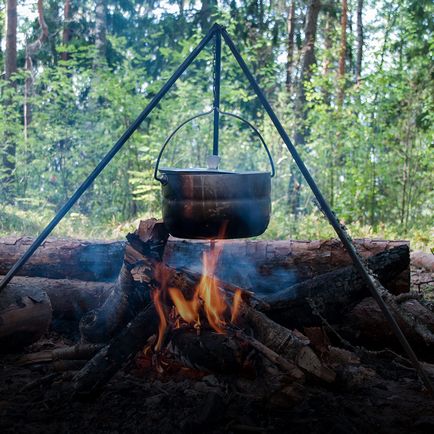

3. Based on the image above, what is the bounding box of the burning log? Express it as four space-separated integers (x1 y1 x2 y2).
0 284 52 351
73 303 159 394
74 221 334 393
79 219 169 343
265 245 410 328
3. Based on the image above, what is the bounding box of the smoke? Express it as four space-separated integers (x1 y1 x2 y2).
165 242 298 298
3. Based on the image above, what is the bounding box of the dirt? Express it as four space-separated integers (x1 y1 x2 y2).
0 267 433 434
0 329 433 434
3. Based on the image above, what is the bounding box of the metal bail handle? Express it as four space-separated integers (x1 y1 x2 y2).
154 107 275 184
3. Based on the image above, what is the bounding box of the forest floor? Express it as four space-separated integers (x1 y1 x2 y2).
0 269 433 434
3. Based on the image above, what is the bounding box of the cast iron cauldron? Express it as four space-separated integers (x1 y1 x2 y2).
154 109 275 239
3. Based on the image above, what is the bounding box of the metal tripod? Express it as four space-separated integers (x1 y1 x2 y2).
0 24 431 393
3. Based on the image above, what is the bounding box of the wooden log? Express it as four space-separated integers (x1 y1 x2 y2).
166 328 254 375
165 237 410 294
0 236 124 281
0 284 52 351
0 236 409 290
79 219 169 343
342 295 434 353
266 245 410 328
411 250 434 272
0 275 112 320
73 303 159 394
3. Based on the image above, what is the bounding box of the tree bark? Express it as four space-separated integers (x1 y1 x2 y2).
266 245 410 328
292 0 321 215
94 0 107 66
0 237 124 281
0 284 52 351
337 0 348 104
0 236 409 292
24 0 49 138
286 0 296 92
355 0 364 84
79 219 169 343
0 275 113 320
61 0 71 61
2 0 18 194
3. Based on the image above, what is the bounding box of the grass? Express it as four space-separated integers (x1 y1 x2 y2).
1 204 432 252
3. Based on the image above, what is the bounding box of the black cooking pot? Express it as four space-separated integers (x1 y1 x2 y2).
154 109 275 239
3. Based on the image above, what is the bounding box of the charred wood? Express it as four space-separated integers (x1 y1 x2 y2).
79 219 168 343
0 284 52 351
0 275 112 320
266 245 410 328
0 237 409 292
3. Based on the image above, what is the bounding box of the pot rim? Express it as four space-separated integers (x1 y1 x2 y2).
158 167 271 176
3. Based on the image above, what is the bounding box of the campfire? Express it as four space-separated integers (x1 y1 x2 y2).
152 241 243 345
1 218 433 432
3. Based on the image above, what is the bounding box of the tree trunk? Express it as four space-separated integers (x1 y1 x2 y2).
286 0 296 92
61 0 71 61
337 0 348 105
2 0 18 195
0 284 52 351
94 0 107 66
292 0 321 215
5 0 17 81
355 0 363 84
24 0 49 139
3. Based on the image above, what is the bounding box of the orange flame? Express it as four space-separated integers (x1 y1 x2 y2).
152 230 246 352
168 287 199 324
152 289 167 351
230 289 242 323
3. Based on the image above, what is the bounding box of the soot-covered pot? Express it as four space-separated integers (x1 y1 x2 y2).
154 109 275 239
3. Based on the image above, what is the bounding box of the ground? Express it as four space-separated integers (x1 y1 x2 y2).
0 267 433 434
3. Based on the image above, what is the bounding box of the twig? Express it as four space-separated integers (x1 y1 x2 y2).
231 328 304 381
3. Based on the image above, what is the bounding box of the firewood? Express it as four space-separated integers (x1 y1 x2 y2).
343 295 434 352
17 343 105 365
240 304 335 383
0 236 124 281
265 245 410 328
411 250 434 272
164 238 410 294
0 236 409 292
73 303 159 394
166 328 253 375
0 284 52 351
0 275 112 320
79 219 169 343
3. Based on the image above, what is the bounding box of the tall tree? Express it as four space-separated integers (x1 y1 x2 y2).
61 0 71 62
95 0 107 66
355 0 363 84
24 0 48 138
2 0 18 197
286 0 296 92
337 0 347 105
290 0 321 215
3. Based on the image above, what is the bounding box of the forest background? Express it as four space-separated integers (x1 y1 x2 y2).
0 0 432 250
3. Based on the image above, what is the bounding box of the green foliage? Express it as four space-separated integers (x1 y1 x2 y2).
0 0 432 252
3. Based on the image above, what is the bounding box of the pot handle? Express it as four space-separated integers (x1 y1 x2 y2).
154 107 275 184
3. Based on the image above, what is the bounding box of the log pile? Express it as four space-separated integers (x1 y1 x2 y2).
2 219 434 403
